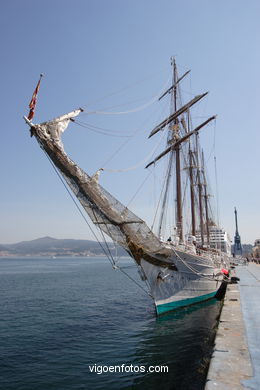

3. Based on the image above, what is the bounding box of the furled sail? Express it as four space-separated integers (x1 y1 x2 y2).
25 112 177 270
34 109 83 150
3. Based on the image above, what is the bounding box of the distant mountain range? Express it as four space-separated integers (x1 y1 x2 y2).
0 236 127 257
0 237 254 258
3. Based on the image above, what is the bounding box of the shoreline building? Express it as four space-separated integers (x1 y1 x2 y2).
208 226 231 255
196 225 231 255
252 239 260 259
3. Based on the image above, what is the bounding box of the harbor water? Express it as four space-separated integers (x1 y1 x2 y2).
0 257 222 390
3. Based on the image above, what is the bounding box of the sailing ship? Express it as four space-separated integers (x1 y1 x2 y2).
24 59 229 315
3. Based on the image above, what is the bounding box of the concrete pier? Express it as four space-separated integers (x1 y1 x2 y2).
205 263 260 390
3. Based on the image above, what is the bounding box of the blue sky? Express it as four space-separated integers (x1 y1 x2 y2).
1 0 259 244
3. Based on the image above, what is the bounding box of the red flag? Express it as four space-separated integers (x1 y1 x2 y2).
28 74 43 120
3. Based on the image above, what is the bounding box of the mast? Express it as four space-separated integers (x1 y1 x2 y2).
196 133 204 246
176 142 183 241
188 148 196 236
202 150 210 245
172 58 183 242
157 58 184 241
156 60 176 238
146 59 215 245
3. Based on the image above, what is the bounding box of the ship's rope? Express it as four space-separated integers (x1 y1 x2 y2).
126 171 152 209
102 131 166 173
82 66 169 108
85 93 165 115
90 207 117 267
82 97 159 115
42 149 116 267
95 92 170 171
72 119 132 138
205 118 217 163
41 147 152 297
75 105 168 175
150 153 172 233
214 155 220 232
69 105 170 178
80 70 171 115
170 245 221 281
116 267 153 297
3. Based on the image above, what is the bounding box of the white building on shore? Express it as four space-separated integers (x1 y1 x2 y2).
196 226 231 255
252 239 260 259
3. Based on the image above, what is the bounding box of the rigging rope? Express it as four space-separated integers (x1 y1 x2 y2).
97 91 170 170
150 150 173 233
214 155 220 230
41 146 152 297
72 120 132 138
171 245 221 281
205 118 217 163
80 70 171 115
102 131 166 173
42 149 116 267
126 171 152 209
117 267 153 298
85 93 166 115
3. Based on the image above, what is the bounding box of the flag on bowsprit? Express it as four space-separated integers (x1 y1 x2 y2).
28 74 43 120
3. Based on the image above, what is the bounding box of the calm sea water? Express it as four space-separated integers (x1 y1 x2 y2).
0 257 221 390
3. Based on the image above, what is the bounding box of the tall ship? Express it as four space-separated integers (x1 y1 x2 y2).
24 60 230 315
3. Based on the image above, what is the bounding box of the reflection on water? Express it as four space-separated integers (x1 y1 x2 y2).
0 257 221 390
130 299 220 390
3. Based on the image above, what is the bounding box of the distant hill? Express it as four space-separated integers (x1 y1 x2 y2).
0 237 254 258
0 237 127 257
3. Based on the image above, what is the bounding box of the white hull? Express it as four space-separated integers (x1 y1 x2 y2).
139 249 224 315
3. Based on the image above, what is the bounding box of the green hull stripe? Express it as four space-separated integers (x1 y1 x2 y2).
156 291 217 315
